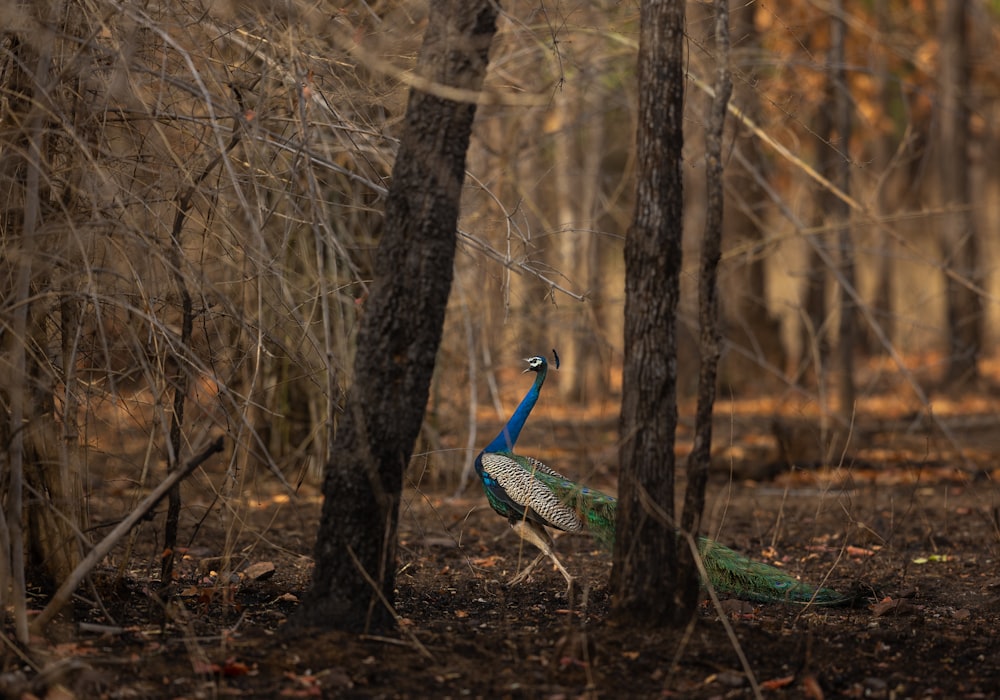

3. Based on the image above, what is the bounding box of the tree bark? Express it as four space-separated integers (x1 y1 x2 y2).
800 105 832 385
938 0 981 385
0 21 84 637
551 79 607 405
829 0 856 418
611 0 687 628
295 0 499 633
720 0 785 385
681 0 731 619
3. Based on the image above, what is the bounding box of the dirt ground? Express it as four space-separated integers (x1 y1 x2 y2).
5 396 1000 699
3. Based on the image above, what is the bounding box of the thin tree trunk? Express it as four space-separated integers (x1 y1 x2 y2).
295 0 499 634
551 83 607 404
938 0 981 385
160 120 243 589
720 0 785 386
551 91 585 401
1 19 83 637
800 101 832 386
161 218 193 590
829 0 856 418
681 0 731 615
866 0 895 354
611 0 687 628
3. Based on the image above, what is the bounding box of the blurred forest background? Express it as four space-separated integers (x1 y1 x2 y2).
1 0 999 619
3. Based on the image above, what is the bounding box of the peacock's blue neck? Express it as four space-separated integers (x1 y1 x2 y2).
483 365 546 454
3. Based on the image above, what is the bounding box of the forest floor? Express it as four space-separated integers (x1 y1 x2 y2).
6 369 1000 699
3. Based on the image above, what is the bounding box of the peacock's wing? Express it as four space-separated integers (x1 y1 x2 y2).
479 452 588 534
523 455 569 479
697 536 851 605
530 468 617 550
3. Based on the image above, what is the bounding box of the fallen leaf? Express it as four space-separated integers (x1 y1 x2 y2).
872 598 915 617
872 598 896 616
472 555 503 567
761 675 795 690
244 561 276 581
221 658 253 677
282 671 321 696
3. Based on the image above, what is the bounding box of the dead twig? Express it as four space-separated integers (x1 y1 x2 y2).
345 546 433 660
30 436 225 635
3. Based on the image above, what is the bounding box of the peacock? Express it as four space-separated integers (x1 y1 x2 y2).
474 353 851 605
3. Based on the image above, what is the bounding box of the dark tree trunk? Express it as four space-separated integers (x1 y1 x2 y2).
295 0 499 633
800 101 832 384
611 0 687 628
0 23 84 640
864 0 895 355
829 0 856 418
719 0 786 388
938 0 981 385
681 0 731 618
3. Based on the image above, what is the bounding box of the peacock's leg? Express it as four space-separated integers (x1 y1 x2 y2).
507 551 547 584
507 518 574 588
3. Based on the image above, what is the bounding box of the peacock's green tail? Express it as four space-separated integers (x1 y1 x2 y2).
696 537 849 605
529 467 617 550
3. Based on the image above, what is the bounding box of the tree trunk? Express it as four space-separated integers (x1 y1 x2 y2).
551 82 607 405
938 0 981 385
611 0 687 628
0 22 84 637
829 0 856 418
295 0 499 634
799 102 832 386
681 0 731 617
719 0 785 388
864 0 895 355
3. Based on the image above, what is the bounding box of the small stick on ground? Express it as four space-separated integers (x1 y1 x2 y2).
30 436 225 635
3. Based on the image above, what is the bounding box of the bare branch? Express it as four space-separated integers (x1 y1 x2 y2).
30 437 225 635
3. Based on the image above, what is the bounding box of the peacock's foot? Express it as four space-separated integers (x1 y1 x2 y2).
507 556 576 596
508 553 546 585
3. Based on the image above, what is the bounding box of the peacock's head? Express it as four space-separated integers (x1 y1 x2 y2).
523 350 559 373
523 356 547 373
